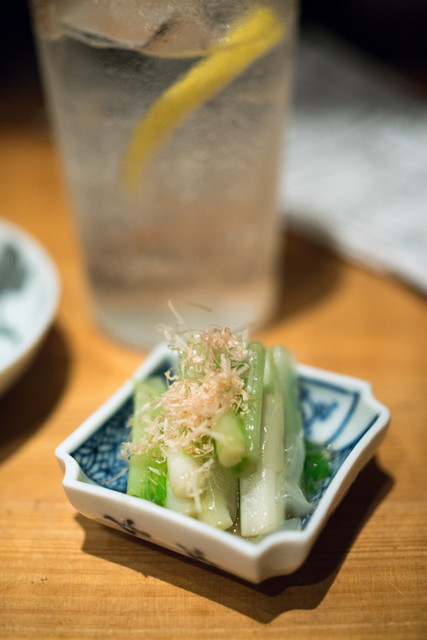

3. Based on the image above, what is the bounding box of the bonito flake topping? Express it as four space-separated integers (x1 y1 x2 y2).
124 327 250 461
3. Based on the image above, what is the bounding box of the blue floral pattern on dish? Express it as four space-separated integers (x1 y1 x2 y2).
73 397 133 492
71 360 380 531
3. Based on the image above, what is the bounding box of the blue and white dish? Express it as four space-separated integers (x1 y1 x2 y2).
56 345 390 583
0 219 60 397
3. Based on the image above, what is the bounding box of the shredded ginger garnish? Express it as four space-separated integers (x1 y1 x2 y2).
124 326 250 462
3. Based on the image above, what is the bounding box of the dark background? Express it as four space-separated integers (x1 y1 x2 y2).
1 0 427 91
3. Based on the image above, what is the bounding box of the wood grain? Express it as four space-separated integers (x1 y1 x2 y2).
0 87 426 640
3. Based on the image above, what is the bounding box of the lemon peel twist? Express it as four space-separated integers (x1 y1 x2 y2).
123 6 285 192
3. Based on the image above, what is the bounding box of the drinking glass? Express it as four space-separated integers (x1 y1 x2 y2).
30 0 298 347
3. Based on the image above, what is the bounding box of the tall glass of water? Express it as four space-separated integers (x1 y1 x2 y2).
30 0 298 347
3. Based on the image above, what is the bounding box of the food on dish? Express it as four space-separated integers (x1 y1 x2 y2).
122 326 329 537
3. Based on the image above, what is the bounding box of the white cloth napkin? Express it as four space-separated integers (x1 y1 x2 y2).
281 28 427 295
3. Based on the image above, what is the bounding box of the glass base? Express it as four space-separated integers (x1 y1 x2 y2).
94 281 277 349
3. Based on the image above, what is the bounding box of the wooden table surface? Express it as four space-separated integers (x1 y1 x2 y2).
1 86 426 640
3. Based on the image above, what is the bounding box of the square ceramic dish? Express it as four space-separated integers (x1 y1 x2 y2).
56 344 390 583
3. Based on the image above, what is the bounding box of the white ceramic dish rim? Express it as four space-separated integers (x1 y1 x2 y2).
0 219 60 394
56 344 390 565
